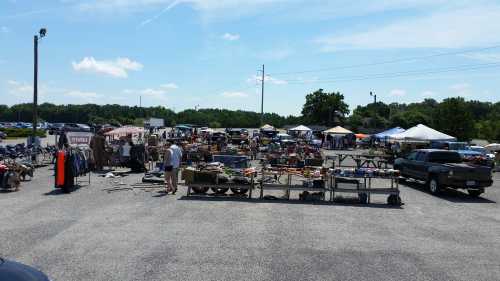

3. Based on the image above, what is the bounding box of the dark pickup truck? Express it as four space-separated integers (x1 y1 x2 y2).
394 149 493 197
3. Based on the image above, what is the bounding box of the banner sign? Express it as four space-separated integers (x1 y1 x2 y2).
66 132 94 146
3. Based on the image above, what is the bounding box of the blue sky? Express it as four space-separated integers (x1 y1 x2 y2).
1 0 500 116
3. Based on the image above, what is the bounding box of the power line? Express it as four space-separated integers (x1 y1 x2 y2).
282 62 500 85
269 44 500 76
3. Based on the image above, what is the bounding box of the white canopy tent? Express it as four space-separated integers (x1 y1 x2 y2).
485 143 500 152
260 124 276 131
324 126 353 135
390 124 456 142
289 125 312 132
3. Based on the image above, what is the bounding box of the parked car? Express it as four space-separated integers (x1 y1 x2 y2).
0 258 50 281
226 128 249 144
48 123 65 135
61 123 91 133
394 149 493 197
0 131 7 139
468 145 496 160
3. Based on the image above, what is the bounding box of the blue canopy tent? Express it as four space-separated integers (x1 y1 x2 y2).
374 127 406 141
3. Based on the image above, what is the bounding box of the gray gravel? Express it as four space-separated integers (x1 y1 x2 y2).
1 161 500 281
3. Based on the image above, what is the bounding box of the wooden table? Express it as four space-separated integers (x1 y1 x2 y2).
329 174 401 205
336 153 392 168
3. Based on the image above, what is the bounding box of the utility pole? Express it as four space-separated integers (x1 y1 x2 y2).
260 64 265 126
139 96 142 108
370 91 377 104
32 28 46 140
32 34 38 138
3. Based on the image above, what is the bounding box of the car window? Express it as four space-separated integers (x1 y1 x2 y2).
407 152 417 160
416 152 427 161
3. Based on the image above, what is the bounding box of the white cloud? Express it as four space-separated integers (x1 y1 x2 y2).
140 88 168 99
221 91 248 98
66 90 101 102
317 5 500 50
389 89 406 97
222 33 240 41
123 83 178 102
73 0 447 23
160 83 179 89
257 47 294 60
7 80 33 96
138 0 181 28
421 90 437 97
450 83 471 96
247 75 288 85
461 52 500 63
72 57 143 78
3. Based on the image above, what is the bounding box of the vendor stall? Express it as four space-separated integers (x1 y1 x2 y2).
184 155 256 196
389 124 455 142
105 126 145 140
329 168 401 205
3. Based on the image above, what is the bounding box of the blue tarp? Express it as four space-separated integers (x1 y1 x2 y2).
374 127 406 140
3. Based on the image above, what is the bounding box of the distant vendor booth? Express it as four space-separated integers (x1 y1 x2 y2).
104 126 145 140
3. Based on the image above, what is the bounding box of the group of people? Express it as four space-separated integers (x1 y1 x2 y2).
324 133 356 150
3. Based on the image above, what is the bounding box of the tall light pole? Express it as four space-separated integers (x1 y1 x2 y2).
370 91 377 104
260 64 265 126
33 28 47 139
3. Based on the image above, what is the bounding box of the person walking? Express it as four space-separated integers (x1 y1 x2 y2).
164 142 182 194
163 143 174 193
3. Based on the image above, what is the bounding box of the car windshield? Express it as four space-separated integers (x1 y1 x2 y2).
428 152 462 163
470 147 487 154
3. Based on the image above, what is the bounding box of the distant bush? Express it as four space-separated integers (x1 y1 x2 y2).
0 128 46 138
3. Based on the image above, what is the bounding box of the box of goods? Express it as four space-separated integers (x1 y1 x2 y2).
182 168 196 184
305 158 323 167
213 155 249 169
194 170 218 184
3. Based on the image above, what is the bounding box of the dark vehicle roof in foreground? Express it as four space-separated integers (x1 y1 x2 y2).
0 258 49 281
413 149 460 153
412 149 462 163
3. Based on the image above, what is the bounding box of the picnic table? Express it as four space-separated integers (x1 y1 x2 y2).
336 153 392 169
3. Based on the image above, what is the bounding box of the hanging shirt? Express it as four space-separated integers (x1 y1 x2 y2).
169 144 183 168
122 143 131 157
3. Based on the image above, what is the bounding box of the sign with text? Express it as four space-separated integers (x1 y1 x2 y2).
66 132 94 146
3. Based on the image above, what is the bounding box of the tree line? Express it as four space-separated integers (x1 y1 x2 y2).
1 89 498 141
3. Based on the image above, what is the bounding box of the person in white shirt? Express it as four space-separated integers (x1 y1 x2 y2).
164 142 182 194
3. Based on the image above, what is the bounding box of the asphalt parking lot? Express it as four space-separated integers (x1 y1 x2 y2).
1 163 500 281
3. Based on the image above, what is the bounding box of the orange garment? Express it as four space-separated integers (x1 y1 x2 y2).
56 151 65 186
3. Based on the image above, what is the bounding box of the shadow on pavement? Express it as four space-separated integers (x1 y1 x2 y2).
43 185 83 196
178 195 403 209
399 180 496 204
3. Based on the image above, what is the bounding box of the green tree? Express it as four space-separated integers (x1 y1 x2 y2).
209 121 221 128
301 89 349 126
433 97 475 141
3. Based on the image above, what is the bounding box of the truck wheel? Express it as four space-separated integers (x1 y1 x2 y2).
428 178 441 195
192 186 209 194
230 187 249 195
211 187 229 195
358 193 368 204
387 195 402 205
467 189 484 197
